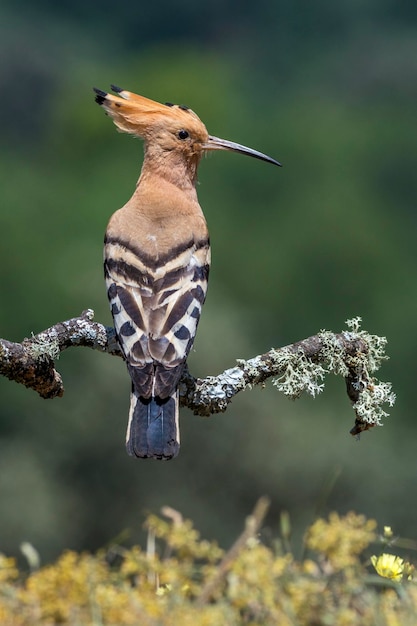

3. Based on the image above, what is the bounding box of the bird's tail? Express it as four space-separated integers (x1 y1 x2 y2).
126 387 180 460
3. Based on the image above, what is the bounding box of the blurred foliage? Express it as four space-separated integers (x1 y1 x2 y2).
2 507 417 625
0 1 417 566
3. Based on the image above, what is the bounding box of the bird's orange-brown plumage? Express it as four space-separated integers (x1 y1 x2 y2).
94 85 280 459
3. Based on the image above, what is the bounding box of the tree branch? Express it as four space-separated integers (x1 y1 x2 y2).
0 309 120 399
0 311 395 434
196 496 270 606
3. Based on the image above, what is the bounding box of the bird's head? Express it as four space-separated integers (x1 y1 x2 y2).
94 86 281 172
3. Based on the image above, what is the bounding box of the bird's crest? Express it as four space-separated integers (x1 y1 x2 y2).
93 85 208 141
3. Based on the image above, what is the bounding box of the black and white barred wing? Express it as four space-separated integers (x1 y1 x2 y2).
104 237 210 399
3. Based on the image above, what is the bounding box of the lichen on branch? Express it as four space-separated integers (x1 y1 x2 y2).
0 311 395 435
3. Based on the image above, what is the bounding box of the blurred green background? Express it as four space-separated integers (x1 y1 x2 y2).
1 1 416 562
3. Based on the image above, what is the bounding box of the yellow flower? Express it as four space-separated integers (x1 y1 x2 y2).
156 583 172 596
371 553 406 581
305 512 376 570
383 526 393 539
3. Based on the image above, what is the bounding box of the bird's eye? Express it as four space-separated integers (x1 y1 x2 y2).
178 130 189 140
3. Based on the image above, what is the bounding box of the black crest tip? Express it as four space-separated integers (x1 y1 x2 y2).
110 84 124 94
93 87 108 105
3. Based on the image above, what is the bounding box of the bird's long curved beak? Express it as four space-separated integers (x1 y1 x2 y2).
203 135 282 167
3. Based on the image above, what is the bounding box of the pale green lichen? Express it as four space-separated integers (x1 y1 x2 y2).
28 333 60 361
272 348 326 399
343 316 389 373
272 318 395 427
345 316 362 333
341 317 396 426
353 382 396 426
317 330 350 377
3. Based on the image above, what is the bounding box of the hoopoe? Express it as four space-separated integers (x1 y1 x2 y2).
94 85 281 460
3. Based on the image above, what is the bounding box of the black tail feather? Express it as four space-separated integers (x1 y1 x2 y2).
126 388 180 460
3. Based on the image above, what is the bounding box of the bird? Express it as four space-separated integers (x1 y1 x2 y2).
94 84 281 460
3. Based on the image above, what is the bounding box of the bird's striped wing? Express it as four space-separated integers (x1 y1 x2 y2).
104 236 210 399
